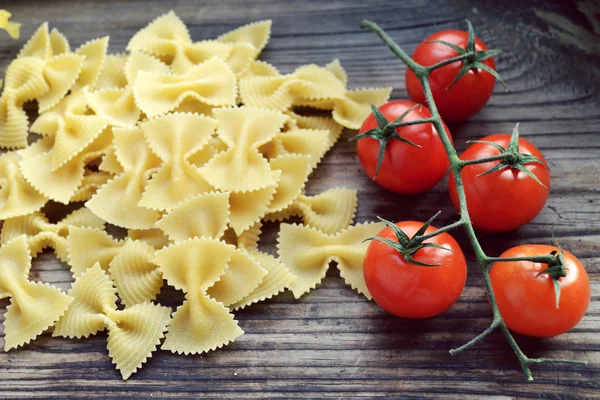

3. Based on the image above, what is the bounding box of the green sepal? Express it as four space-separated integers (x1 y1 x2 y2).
349 103 426 179
472 123 549 189
535 250 567 309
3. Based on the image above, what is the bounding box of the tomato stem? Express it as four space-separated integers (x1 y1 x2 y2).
361 19 584 381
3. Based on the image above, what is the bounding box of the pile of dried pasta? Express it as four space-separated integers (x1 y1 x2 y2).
0 11 390 379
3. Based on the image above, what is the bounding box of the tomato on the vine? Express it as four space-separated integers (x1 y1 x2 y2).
363 220 467 318
490 244 590 337
449 133 550 232
356 100 452 194
406 29 497 122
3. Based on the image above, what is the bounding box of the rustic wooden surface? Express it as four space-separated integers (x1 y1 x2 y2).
0 0 599 398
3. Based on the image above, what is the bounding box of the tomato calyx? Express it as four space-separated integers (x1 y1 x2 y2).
536 250 568 309
466 123 550 188
425 20 506 91
350 103 424 178
366 212 451 267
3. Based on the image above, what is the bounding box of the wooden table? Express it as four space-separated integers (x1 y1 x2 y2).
1 0 598 398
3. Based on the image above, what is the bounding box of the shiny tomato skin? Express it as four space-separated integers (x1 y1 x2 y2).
449 134 550 232
490 244 590 337
356 100 452 194
406 30 497 122
363 221 467 318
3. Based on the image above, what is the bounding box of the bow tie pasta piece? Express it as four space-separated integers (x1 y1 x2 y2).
127 229 170 250
133 57 237 118
228 174 279 235
19 128 111 204
66 226 124 277
217 20 272 57
239 64 346 111
1 208 104 263
109 240 163 307
0 10 20 39
127 10 192 62
278 221 386 299
138 113 216 211
30 90 109 170
265 154 312 214
98 145 124 175
219 222 262 252
95 54 128 90
53 264 171 380
266 188 358 235
230 250 295 311
200 107 287 192
87 51 170 127
0 151 47 219
170 40 256 76
155 238 244 354
0 236 73 350
241 59 280 79
86 126 162 229
156 192 230 242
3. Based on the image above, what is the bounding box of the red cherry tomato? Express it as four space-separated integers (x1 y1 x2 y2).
363 221 467 318
406 30 497 122
490 244 590 337
449 134 550 232
356 100 452 194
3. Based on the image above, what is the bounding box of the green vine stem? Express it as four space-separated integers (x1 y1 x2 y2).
359 19 587 380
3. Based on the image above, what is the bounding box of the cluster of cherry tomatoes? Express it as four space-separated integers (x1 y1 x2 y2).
356 28 590 338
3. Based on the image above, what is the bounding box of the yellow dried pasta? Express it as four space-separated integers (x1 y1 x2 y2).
0 151 47 219
239 63 346 111
278 221 385 299
94 53 128 90
127 11 265 76
265 154 312 214
200 107 287 192
85 126 162 229
139 113 217 211
1 208 104 263
266 188 358 235
133 56 237 118
0 236 73 350
69 171 112 203
0 10 20 39
86 51 169 127
127 228 170 249
20 128 111 204
30 89 109 170
53 264 171 380
155 238 244 354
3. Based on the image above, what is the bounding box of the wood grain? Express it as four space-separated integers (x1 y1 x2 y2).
0 0 599 398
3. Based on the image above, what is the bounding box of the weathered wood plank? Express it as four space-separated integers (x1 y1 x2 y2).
0 0 598 398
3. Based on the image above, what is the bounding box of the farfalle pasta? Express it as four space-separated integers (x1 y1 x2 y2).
138 113 216 210
1 208 104 263
127 11 269 75
86 125 162 229
133 56 237 117
0 10 20 39
154 238 244 354
266 188 358 235
86 51 169 127
278 221 386 299
0 11 389 379
53 264 171 379
200 107 287 192
0 236 73 350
